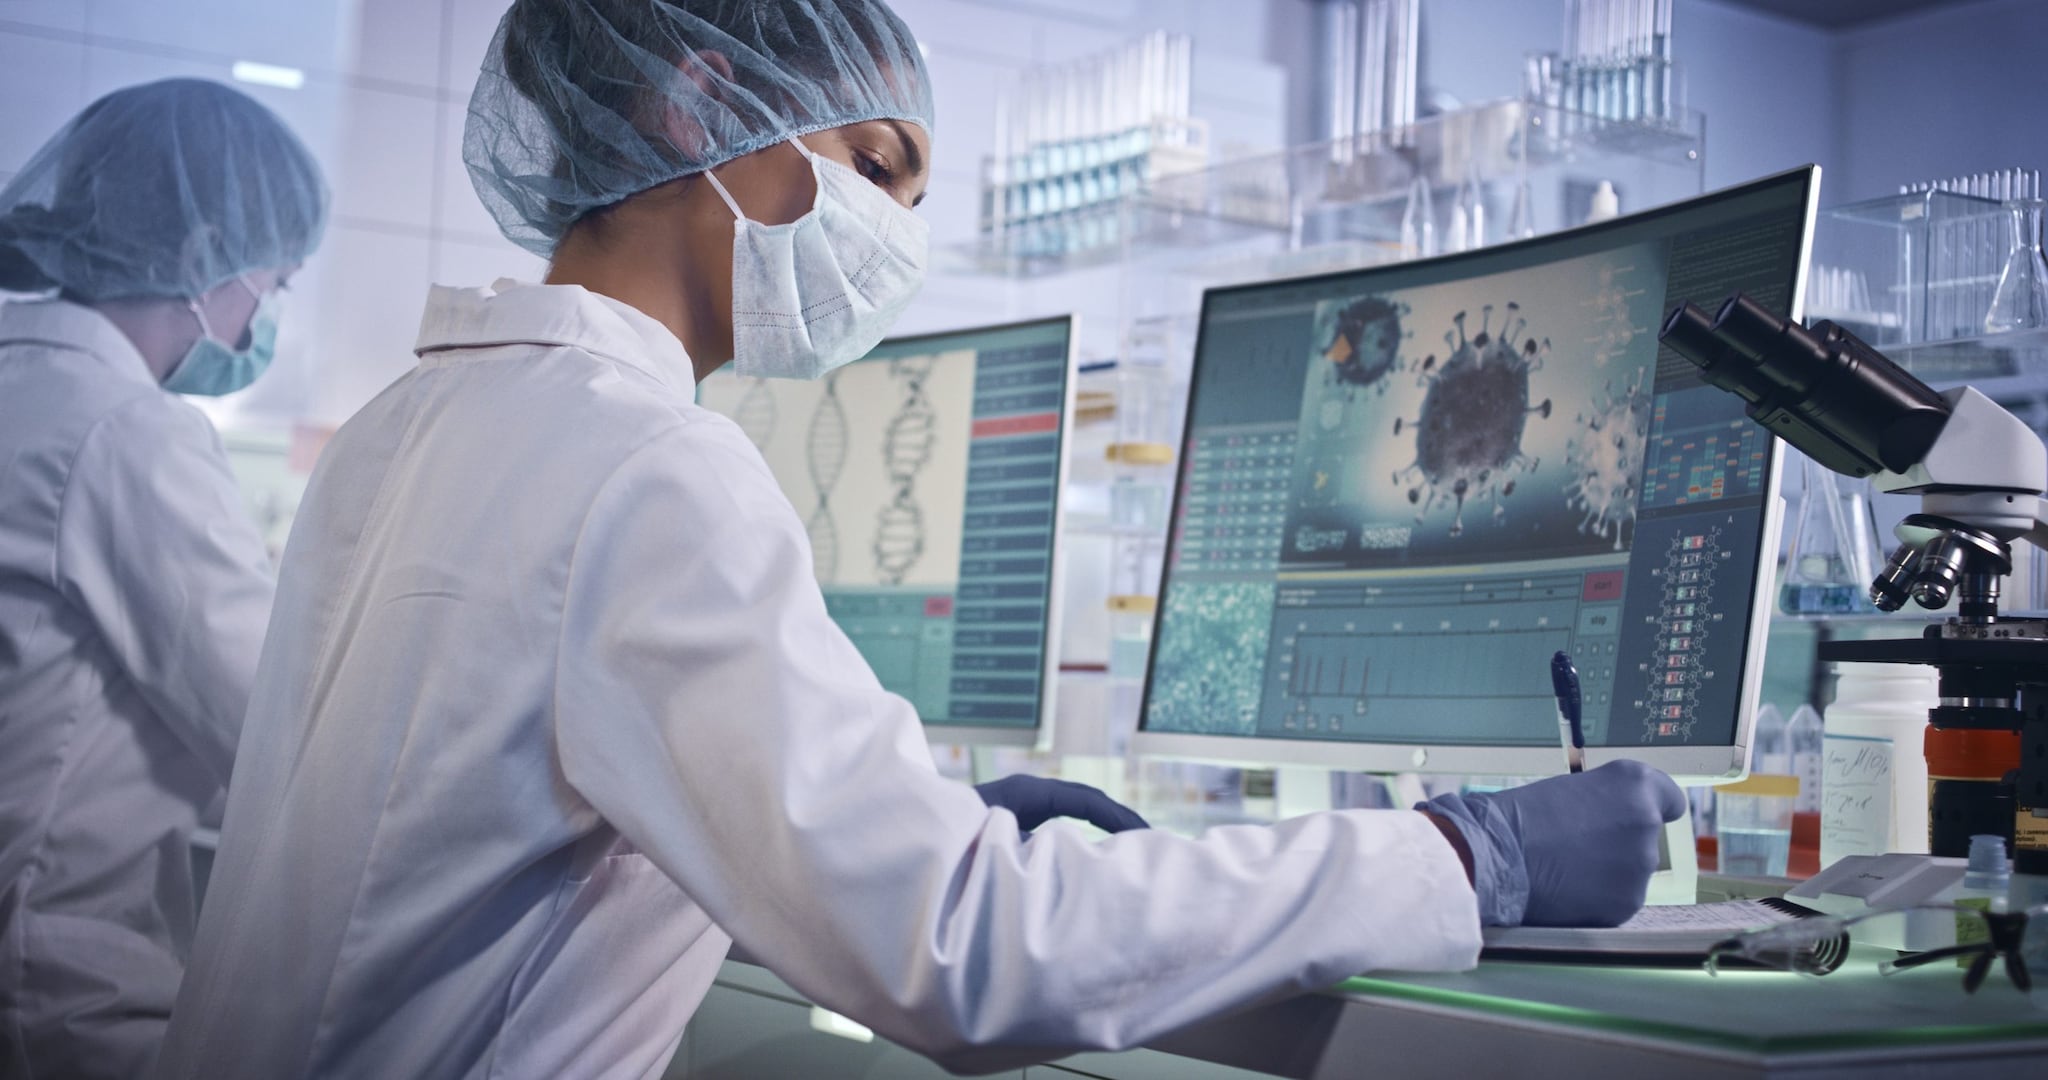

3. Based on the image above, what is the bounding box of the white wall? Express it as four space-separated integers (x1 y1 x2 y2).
1833 0 2048 202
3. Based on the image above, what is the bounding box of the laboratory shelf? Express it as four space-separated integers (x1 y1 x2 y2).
957 98 1706 282
1809 189 2048 383
1882 327 2048 385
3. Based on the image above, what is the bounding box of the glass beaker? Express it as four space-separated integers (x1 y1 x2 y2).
1778 456 1876 615
1984 197 2048 334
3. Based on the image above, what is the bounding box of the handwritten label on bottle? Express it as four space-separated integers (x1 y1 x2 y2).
1821 735 1893 861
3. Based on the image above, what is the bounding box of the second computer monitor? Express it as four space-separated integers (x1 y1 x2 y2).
1137 169 1820 780
697 317 1075 745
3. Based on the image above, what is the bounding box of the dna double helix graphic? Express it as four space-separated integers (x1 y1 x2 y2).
731 378 777 452
805 372 848 581
874 356 938 585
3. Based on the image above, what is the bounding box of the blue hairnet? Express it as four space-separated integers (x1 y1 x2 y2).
467 0 935 256
0 78 328 302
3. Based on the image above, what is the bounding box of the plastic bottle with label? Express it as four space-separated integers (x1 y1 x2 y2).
1821 662 1938 867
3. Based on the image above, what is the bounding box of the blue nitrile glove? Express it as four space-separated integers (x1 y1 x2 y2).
1418 760 1686 928
975 775 1150 835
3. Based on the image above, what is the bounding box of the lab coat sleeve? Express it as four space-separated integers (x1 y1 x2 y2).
552 427 1482 1073
54 395 276 785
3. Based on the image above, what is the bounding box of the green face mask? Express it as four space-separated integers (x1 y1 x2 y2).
163 275 279 396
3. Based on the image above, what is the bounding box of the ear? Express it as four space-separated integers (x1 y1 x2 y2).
662 49 736 161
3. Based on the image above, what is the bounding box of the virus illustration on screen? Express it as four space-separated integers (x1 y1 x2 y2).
1565 367 1651 550
1392 303 1552 537
1320 295 1410 395
874 355 937 585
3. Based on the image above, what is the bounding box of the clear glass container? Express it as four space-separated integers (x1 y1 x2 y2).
1722 704 1795 876
1984 198 2048 334
1779 455 1881 615
1808 189 2048 382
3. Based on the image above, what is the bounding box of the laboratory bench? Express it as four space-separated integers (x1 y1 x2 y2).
666 954 2048 1079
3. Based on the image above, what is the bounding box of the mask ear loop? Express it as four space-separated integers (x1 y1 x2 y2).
700 165 748 224
186 295 221 344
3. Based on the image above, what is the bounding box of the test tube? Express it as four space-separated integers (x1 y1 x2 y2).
1654 0 1673 122
1326 0 1357 161
989 89 1010 243
1362 0 1385 140
1177 34 1193 130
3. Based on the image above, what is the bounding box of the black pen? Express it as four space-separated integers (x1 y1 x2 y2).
1551 650 1584 774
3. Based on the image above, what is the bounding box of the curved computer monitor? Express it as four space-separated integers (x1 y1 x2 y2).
1135 168 1820 781
697 316 1076 746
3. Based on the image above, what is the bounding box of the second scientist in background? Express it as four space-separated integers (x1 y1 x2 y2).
0 79 326 1078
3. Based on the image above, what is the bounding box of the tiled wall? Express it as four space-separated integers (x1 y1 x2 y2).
0 0 1301 427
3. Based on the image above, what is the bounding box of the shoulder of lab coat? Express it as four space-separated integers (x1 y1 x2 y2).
53 387 275 785
551 419 1482 1072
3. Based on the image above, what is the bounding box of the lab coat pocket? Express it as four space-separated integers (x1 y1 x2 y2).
489 849 721 1080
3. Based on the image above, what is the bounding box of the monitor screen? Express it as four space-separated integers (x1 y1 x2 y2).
1136 169 1818 779
698 317 1075 744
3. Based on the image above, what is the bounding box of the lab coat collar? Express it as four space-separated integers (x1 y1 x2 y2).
414 279 698 395
0 297 159 387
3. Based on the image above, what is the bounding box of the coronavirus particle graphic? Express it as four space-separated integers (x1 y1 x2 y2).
874 356 937 584
1392 303 1552 536
1322 296 1409 395
1565 368 1651 550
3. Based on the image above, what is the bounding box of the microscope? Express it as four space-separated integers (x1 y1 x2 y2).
1661 294 2048 875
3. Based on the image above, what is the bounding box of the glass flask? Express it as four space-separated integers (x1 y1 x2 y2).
1985 197 2048 334
1779 456 1879 615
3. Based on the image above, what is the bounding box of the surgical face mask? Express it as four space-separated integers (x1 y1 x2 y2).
704 136 929 380
164 275 279 396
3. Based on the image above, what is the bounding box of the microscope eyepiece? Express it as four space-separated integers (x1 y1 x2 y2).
1658 292 1952 477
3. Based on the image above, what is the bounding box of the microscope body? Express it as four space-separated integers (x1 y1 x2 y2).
1661 295 2048 874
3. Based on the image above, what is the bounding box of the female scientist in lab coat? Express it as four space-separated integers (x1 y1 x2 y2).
156 3 1682 1077
0 79 325 1078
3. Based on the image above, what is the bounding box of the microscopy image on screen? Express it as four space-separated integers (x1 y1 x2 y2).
1142 581 1275 736
1284 242 1669 571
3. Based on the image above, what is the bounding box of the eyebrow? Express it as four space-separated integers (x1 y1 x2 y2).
884 120 927 207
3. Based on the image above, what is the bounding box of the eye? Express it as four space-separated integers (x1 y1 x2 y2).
854 149 897 189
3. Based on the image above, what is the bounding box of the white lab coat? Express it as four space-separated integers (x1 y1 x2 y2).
154 281 1481 1080
0 299 274 1079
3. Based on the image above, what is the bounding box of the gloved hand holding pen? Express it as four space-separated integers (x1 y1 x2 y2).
1419 760 1687 927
